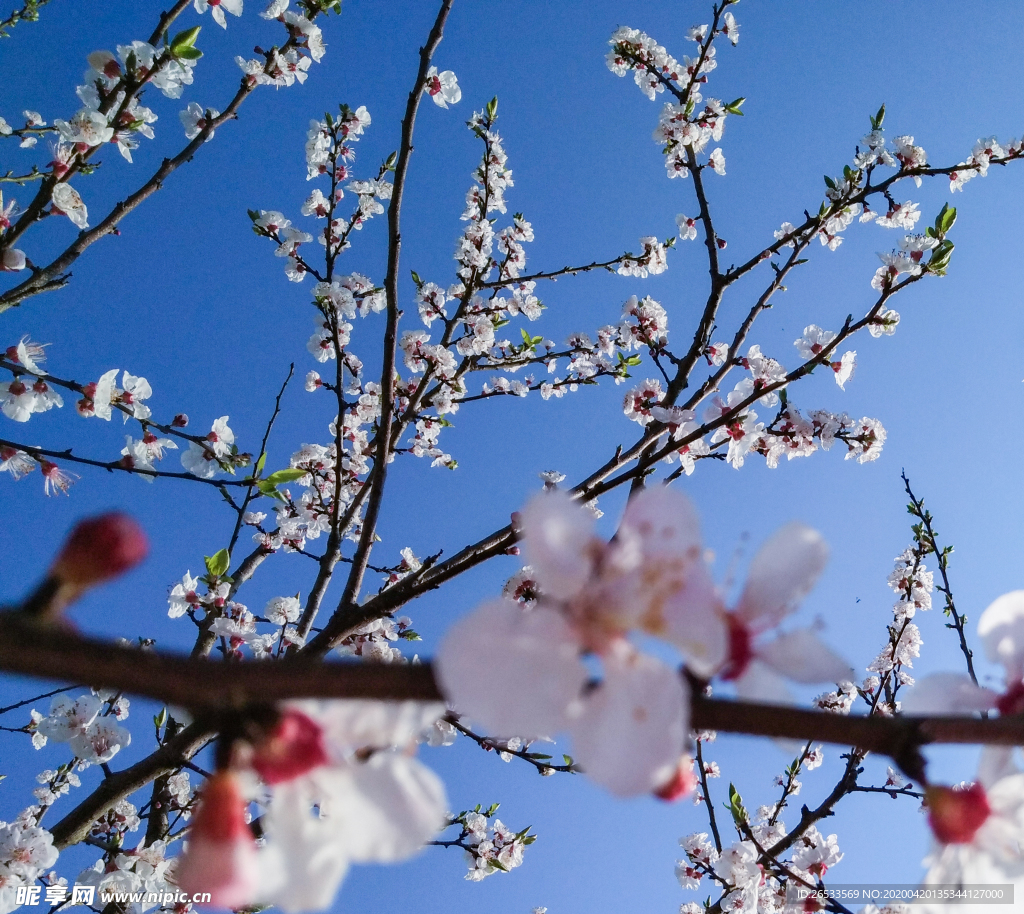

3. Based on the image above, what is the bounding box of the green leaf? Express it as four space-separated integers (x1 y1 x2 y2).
255 453 267 475
486 96 499 120
936 203 957 235
870 102 886 130
256 479 284 501
726 783 748 826
153 707 168 729
204 548 231 577
562 754 573 765
169 25 202 58
823 175 836 190
266 468 307 485
724 96 745 115
410 270 422 287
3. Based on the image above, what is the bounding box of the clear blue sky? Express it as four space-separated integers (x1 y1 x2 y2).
3 1 1024 911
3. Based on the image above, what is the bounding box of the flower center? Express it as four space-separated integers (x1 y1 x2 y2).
926 784 991 844
719 615 753 681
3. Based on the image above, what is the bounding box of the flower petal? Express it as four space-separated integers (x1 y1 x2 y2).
519 491 595 600
567 647 688 797
735 523 828 629
288 699 445 756
259 778 349 913
733 658 793 704
435 600 587 737
978 591 1024 681
341 753 448 862
901 673 998 716
660 566 728 678
754 628 854 684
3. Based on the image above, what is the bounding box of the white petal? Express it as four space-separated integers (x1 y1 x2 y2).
901 673 998 716
288 699 445 755
605 488 723 656
568 648 688 797
519 491 595 600
754 628 854 684
978 591 1024 681
435 600 587 737
618 485 702 562
340 753 447 862
660 566 728 678
978 747 1021 791
259 779 349 913
733 658 793 705
735 523 828 629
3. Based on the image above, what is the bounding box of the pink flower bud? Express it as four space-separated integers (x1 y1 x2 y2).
172 413 189 427
251 709 329 784
51 513 148 587
174 771 260 908
926 783 990 844
653 755 698 802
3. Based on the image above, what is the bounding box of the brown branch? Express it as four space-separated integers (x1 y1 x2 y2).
2 614 1023 753
48 720 213 850
321 0 455 642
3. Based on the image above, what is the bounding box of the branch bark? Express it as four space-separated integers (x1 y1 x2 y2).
2 614 1022 753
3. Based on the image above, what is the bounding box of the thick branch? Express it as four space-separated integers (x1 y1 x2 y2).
2 615 1023 753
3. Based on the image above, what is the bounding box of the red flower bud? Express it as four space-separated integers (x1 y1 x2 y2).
251 709 329 784
653 756 698 802
51 513 148 587
926 783 991 844
175 771 259 908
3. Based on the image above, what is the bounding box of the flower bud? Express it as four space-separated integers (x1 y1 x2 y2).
51 513 148 587
174 771 259 908
653 755 698 802
925 783 990 844
251 709 329 785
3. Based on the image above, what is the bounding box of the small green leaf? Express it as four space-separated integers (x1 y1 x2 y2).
266 468 307 485
936 203 957 235
170 25 202 58
170 25 201 50
726 783 748 826
255 453 267 474
823 175 836 190
724 97 745 115
204 548 231 577
870 102 886 130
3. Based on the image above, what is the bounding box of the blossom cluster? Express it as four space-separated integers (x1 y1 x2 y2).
438 485 852 797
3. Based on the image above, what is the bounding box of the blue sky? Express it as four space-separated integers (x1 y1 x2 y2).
3 1 1024 911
